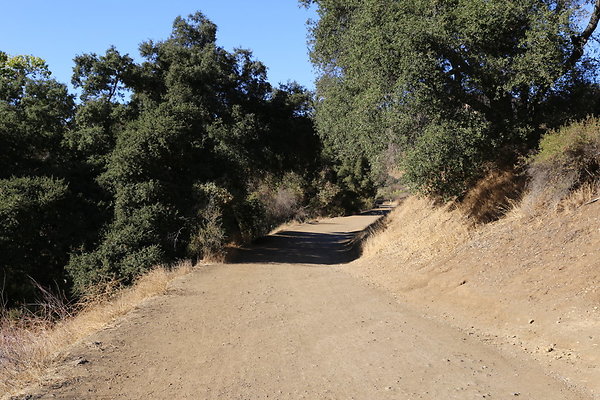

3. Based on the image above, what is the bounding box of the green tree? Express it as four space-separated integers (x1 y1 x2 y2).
0 53 79 305
66 12 323 292
303 0 600 197
1 13 324 301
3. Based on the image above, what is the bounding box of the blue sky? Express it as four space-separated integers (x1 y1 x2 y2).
0 1 318 90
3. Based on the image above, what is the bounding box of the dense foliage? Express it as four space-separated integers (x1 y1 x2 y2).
7 2 600 306
1 12 334 304
303 0 600 198
0 53 82 302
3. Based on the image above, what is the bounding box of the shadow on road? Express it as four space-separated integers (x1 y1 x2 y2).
230 230 360 265
229 205 393 265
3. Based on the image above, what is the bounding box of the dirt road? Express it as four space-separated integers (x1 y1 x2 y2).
24 209 589 399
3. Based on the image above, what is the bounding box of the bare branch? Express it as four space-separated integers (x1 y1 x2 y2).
566 0 600 69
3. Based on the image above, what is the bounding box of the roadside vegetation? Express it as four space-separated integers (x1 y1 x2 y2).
0 12 367 310
303 3 600 391
525 116 600 211
2 0 600 396
302 0 600 200
0 262 192 395
0 13 360 394
351 121 600 395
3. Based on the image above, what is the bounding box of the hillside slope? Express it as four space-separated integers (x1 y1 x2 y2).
345 196 600 398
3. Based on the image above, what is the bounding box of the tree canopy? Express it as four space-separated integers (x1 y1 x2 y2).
1 12 328 305
6 3 600 306
303 0 600 197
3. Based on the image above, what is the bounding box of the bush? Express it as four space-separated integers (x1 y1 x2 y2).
186 182 232 261
532 117 600 169
233 197 269 243
527 116 600 207
402 120 489 199
246 172 307 231
188 198 227 261
0 177 70 304
66 204 167 294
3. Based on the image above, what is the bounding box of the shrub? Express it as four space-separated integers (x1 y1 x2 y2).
66 204 167 295
188 198 227 262
335 156 377 213
312 179 341 214
246 172 307 232
233 196 269 243
527 117 600 208
186 182 232 261
265 172 306 222
0 177 71 305
532 117 600 170
402 120 489 199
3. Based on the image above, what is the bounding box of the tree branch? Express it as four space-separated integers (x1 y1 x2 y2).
566 0 600 70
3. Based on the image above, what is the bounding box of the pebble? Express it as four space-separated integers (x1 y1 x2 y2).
74 357 89 366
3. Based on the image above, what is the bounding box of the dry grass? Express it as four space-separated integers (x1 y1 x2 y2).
361 170 524 263
516 169 578 216
361 196 471 264
0 261 194 397
557 180 600 211
350 186 600 396
458 168 526 224
509 179 600 220
362 167 597 263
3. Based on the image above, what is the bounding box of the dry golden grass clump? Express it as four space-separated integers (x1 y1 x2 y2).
559 181 600 210
458 168 527 224
362 196 471 264
0 261 194 397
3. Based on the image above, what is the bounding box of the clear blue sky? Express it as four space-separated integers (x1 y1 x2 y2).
0 1 317 90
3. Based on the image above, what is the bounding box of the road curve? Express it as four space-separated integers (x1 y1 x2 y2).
20 209 588 400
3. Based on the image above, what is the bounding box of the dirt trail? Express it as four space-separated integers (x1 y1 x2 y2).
20 208 589 399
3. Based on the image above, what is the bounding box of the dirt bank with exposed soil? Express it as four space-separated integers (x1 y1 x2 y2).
346 197 600 398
